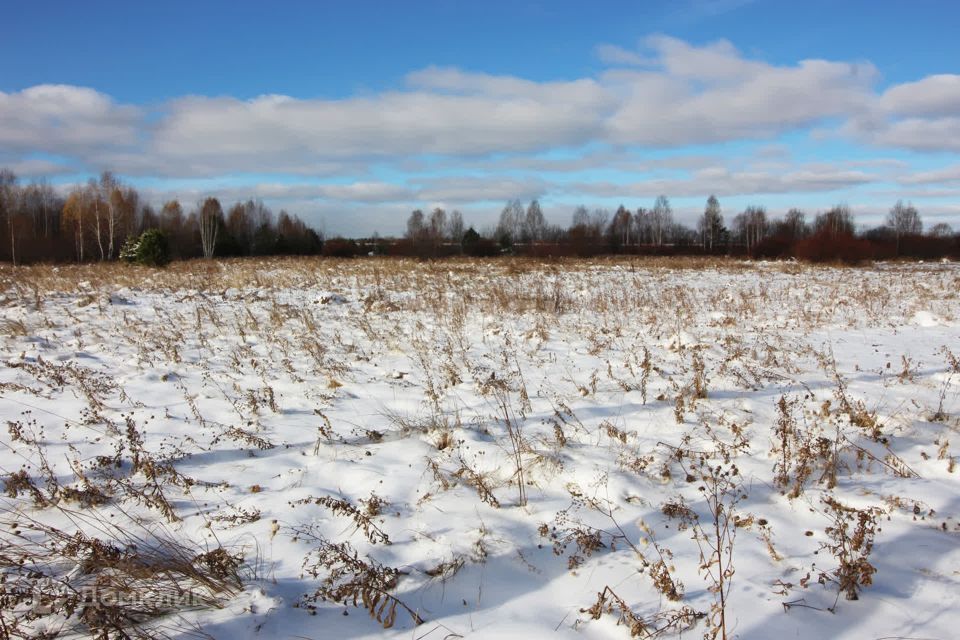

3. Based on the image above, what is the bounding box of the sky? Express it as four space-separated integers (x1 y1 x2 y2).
2 0 959 236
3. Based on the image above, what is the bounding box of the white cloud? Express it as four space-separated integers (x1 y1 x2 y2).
314 182 415 203
416 176 548 203
642 34 768 82
594 44 653 67
881 74 960 117
899 164 960 185
853 117 960 153
841 73 960 152
0 85 140 154
132 175 548 211
569 165 875 199
0 158 73 177
604 36 877 145
147 83 609 170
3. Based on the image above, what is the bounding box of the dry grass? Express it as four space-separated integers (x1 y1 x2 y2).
2 255 958 637
0 506 243 639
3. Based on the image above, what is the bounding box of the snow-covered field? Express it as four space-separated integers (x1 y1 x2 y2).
2 257 959 640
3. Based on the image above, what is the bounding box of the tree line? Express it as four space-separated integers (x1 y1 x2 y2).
1 167 957 264
376 195 957 261
0 169 322 264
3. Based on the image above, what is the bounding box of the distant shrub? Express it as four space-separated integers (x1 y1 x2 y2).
462 228 499 257
867 241 898 261
898 234 955 260
321 237 360 257
119 229 170 266
752 234 794 259
793 232 874 264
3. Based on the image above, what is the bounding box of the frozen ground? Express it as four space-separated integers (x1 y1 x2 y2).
1 257 959 639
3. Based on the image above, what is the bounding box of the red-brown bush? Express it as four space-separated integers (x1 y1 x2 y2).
793 232 875 264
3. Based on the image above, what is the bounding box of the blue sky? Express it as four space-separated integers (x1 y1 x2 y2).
2 0 959 235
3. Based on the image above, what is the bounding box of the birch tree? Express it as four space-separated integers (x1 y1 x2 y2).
699 195 724 252
62 188 90 262
0 170 19 264
199 197 221 259
651 195 672 246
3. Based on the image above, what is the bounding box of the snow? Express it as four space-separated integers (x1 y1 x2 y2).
911 310 944 327
2 258 960 639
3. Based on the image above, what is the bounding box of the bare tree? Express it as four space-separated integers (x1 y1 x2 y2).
406 209 425 242
496 199 525 247
814 204 855 238
98 172 123 260
525 199 545 243
633 207 650 245
591 208 610 237
698 195 724 252
114 185 140 243
651 195 672 246
159 200 186 255
887 200 922 253
199 197 222 259
429 207 447 249
783 208 808 239
446 209 464 247
734 205 768 251
160 200 184 234
140 204 159 232
62 187 89 262
226 201 253 253
929 222 953 238
81 180 105 260
0 169 20 264
571 205 590 229
609 205 632 250
22 181 57 239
